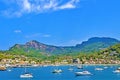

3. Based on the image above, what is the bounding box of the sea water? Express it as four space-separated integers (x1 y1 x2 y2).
0 65 120 80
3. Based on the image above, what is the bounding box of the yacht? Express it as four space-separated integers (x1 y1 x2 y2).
113 68 120 73
75 71 92 76
20 66 33 78
20 73 33 78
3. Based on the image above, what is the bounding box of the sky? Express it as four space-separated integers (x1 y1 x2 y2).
0 0 120 50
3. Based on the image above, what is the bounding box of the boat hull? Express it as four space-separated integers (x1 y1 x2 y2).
20 74 33 78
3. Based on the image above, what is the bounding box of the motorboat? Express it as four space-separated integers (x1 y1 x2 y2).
20 73 33 78
75 71 92 76
113 68 120 73
52 69 62 73
77 65 83 69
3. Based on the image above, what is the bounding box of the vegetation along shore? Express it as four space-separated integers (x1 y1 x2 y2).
0 37 120 69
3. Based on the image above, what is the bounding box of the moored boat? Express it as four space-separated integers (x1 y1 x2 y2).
75 71 92 76
77 65 83 69
113 68 120 73
52 69 62 73
20 65 33 78
20 73 33 78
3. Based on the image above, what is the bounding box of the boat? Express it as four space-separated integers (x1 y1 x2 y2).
95 68 104 71
75 71 92 76
52 69 62 73
20 73 33 78
20 66 33 78
32 64 39 67
113 68 120 73
77 65 83 69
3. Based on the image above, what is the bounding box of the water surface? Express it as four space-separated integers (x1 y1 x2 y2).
0 65 120 80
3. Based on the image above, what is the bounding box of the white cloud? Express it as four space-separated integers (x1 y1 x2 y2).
14 30 22 33
57 0 80 9
1 0 80 17
43 0 58 9
23 0 31 12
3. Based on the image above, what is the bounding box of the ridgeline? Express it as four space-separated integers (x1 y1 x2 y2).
0 37 120 64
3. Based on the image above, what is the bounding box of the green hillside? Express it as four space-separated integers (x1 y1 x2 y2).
100 44 120 58
9 37 120 56
0 37 120 64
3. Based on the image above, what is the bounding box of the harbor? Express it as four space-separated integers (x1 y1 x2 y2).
0 65 120 80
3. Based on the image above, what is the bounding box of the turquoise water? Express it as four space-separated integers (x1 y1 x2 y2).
0 65 120 80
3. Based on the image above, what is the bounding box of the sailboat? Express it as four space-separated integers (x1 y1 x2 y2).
20 66 33 78
20 51 33 78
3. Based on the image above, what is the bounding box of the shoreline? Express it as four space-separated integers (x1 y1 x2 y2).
2 63 120 69
53 63 120 65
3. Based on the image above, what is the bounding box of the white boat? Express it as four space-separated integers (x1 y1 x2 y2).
95 68 104 71
113 68 120 73
52 69 62 73
20 73 33 78
32 64 39 67
113 70 120 73
77 65 83 69
75 71 92 76
20 66 33 78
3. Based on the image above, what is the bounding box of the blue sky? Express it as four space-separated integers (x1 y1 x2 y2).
0 0 120 50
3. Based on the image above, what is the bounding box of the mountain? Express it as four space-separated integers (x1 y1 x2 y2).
100 44 120 57
75 37 120 52
9 37 120 56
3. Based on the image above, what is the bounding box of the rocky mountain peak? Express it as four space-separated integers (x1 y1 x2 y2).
26 40 45 49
